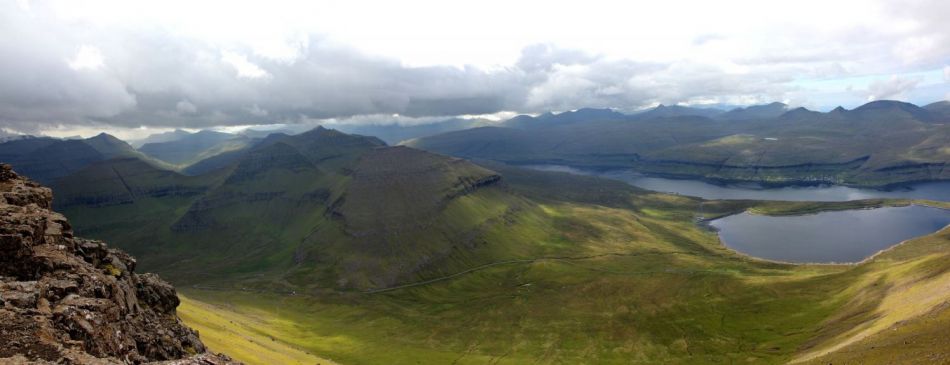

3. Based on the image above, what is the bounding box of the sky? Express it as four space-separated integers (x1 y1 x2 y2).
1 0 948 139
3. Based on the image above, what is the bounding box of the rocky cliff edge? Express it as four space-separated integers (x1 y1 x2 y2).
0 164 236 364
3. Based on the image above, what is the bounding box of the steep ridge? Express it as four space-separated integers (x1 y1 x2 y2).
0 164 236 364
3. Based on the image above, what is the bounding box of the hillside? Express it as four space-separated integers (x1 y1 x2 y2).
0 164 235 364
409 100 950 187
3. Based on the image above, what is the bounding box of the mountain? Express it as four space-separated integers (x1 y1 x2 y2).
635 104 725 119
0 164 234 364
504 107 628 128
333 118 495 144
128 129 193 148
924 100 950 121
777 106 823 120
138 130 246 165
53 127 524 289
849 100 936 123
410 100 950 187
715 101 789 120
0 134 149 185
84 132 140 158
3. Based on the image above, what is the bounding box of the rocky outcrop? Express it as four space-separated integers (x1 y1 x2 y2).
0 164 237 364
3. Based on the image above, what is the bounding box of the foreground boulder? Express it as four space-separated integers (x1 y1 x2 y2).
0 164 236 364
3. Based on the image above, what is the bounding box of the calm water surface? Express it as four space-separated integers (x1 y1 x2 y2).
524 165 950 202
709 205 950 263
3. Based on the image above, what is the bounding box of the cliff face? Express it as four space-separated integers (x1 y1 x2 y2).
0 164 235 364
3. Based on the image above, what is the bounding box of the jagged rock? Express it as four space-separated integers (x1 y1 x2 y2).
0 164 239 364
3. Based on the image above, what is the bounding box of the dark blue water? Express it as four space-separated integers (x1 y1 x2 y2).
708 205 950 263
523 165 950 202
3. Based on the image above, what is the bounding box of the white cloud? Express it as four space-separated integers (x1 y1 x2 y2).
221 51 269 79
865 76 921 101
246 104 268 117
175 100 197 114
67 45 104 71
944 65 950 82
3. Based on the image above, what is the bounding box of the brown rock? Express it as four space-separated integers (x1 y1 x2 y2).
0 166 239 364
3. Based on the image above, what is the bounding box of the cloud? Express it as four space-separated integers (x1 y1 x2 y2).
221 51 270 79
0 0 949 135
175 100 197 114
865 76 921 101
68 46 105 71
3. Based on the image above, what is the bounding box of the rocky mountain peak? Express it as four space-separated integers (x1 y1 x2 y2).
0 164 236 364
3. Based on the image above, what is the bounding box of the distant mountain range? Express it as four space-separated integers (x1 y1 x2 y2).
408 100 950 187
0 133 167 184
3 99 948 188
127 128 193 148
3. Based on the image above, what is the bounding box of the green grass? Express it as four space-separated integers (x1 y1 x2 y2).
178 295 340 365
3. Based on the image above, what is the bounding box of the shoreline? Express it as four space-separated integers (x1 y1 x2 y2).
506 160 949 190
704 203 950 267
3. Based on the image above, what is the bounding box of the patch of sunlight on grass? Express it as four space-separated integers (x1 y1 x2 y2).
178 295 341 365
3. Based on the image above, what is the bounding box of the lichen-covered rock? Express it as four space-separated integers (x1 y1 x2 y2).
0 164 237 364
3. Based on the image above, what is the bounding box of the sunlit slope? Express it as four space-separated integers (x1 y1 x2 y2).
178 295 340 365
795 226 950 364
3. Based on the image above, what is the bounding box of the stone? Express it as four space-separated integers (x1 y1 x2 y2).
0 166 239 364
